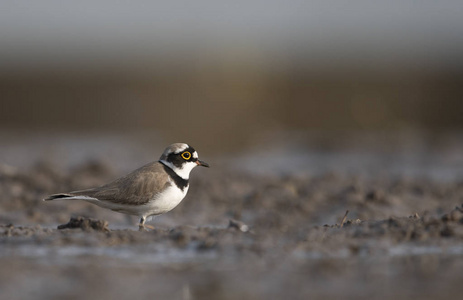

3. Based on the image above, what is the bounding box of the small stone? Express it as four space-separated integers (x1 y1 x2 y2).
228 219 250 232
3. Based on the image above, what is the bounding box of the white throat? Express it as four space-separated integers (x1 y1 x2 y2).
160 160 196 180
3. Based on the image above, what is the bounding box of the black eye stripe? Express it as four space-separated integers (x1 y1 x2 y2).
167 146 197 167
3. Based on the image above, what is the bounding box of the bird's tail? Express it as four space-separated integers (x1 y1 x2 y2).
43 193 75 201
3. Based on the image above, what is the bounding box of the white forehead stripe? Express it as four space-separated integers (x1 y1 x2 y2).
173 143 189 154
193 151 198 159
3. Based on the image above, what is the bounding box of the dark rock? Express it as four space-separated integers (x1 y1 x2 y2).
57 216 109 232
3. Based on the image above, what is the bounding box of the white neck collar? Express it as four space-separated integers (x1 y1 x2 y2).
160 160 196 180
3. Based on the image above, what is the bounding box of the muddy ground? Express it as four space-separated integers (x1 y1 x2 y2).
2 134 463 299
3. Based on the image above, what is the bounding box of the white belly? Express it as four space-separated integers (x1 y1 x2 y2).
146 184 189 215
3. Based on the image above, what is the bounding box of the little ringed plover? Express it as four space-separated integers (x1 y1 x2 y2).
44 143 209 230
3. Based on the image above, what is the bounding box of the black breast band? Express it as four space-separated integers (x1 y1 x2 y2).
160 162 189 191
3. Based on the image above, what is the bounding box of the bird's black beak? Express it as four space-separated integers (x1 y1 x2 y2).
196 160 210 168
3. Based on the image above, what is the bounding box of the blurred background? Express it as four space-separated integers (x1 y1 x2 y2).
3 3 463 299
1 1 463 173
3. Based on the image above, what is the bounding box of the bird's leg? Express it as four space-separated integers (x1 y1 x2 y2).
138 216 154 231
138 217 146 231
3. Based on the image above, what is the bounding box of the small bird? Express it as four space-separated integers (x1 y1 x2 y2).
44 143 209 230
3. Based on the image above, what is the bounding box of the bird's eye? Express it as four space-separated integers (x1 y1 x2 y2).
181 151 191 160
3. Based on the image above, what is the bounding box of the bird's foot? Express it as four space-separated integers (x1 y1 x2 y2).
138 224 155 231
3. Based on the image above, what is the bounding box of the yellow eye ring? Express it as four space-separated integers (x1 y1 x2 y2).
181 151 191 160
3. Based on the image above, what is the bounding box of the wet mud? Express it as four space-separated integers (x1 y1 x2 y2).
2 158 463 299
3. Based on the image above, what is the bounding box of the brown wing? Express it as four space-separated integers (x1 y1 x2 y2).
69 161 171 205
